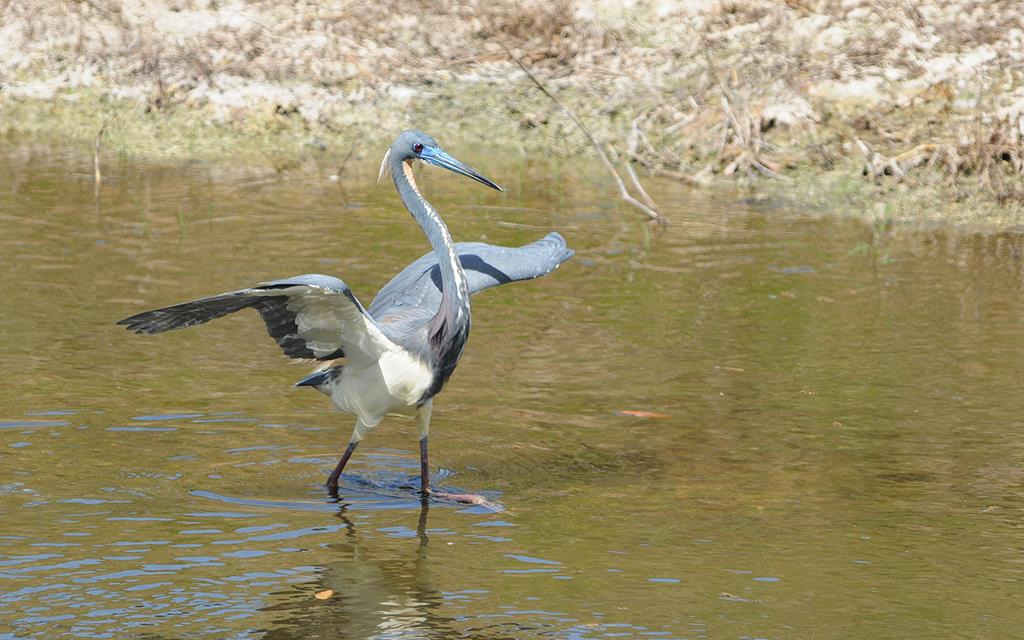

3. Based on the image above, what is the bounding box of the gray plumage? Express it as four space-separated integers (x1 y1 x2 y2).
118 275 364 361
118 236 572 374
369 233 573 345
118 130 573 496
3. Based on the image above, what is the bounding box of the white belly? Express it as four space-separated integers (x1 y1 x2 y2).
328 349 432 426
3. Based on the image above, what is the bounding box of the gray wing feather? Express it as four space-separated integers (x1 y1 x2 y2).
118 274 387 361
367 232 573 321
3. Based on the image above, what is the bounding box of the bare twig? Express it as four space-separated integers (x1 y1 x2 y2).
335 140 358 178
79 0 116 17
93 115 113 197
627 115 662 211
504 45 668 226
651 167 703 185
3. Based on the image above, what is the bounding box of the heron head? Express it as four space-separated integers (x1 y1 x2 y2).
380 130 503 192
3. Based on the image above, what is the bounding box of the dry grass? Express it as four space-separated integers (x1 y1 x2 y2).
3 1 1024 219
858 111 1024 205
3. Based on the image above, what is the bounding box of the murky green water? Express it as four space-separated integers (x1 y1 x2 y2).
2 142 1024 639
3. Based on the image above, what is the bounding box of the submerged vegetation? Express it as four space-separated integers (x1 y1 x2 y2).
2 0 1023 225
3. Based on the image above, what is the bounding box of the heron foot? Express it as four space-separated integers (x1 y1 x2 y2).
423 489 494 507
325 482 341 501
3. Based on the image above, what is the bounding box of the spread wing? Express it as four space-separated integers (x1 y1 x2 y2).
118 274 397 365
367 232 574 321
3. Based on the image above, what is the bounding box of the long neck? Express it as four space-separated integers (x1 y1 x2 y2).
390 158 470 328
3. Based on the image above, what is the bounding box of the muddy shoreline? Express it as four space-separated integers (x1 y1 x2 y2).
2 1 1023 228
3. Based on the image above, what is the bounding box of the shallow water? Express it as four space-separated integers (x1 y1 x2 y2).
2 144 1024 639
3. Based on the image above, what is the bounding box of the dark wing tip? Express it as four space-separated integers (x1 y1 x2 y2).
116 312 161 335
116 296 256 336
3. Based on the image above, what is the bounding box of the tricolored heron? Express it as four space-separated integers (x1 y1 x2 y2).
118 130 573 502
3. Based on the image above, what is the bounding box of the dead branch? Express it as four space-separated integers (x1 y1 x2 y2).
93 116 110 196
504 45 668 226
627 114 662 211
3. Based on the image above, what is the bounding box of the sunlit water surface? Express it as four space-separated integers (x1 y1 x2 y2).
2 144 1023 639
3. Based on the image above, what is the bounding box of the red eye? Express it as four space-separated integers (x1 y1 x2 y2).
412 143 424 154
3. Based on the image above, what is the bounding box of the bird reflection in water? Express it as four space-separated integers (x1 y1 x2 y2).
262 500 492 640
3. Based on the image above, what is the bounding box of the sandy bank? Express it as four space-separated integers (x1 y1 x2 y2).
2 1 1023 227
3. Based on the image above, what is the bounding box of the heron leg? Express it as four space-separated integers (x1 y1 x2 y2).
416 400 433 495
326 441 358 489
414 402 495 508
326 418 373 489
